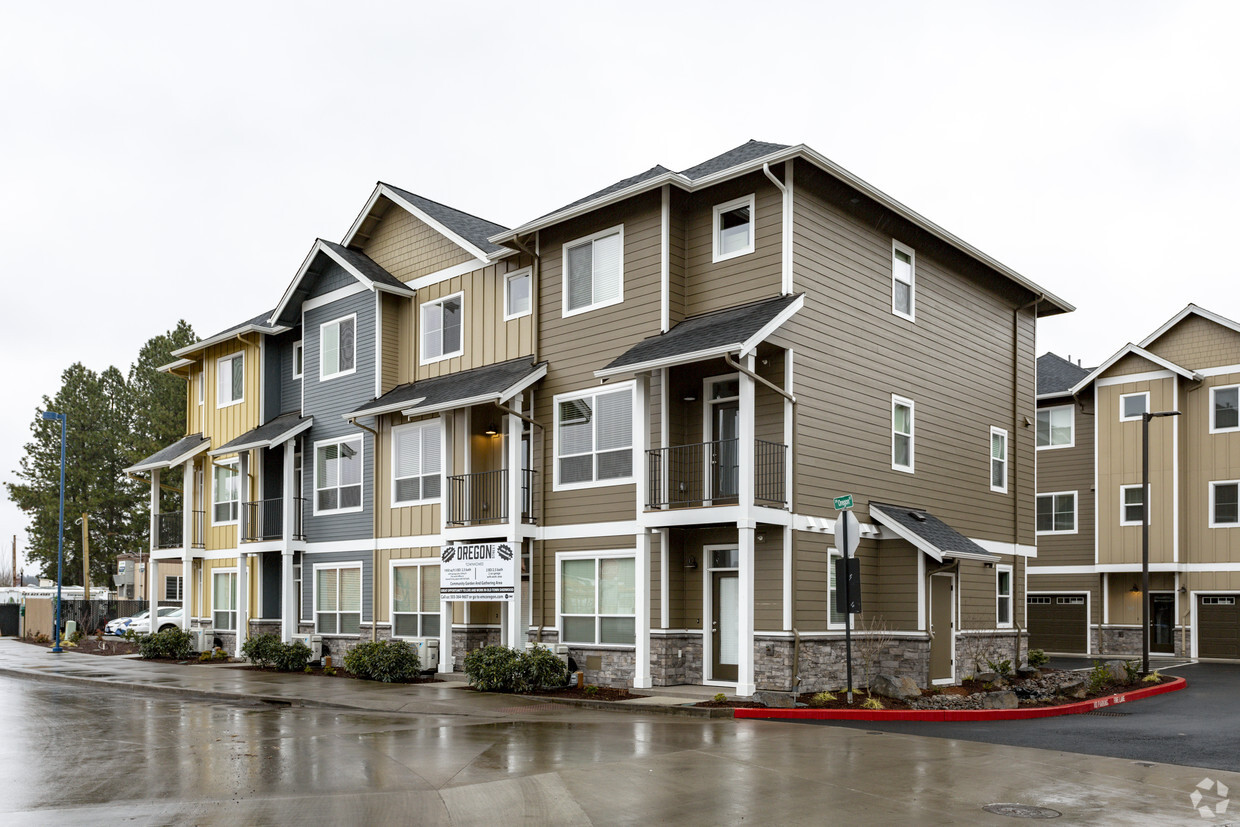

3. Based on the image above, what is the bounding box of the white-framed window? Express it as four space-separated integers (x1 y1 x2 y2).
562 225 623 317
320 315 356 380
1121 484 1146 526
217 352 244 407
1120 391 1149 421
712 194 755 262
391 561 440 638
828 549 845 630
996 565 1013 628
392 420 442 506
1203 596 1236 606
315 436 363 514
165 575 183 602
1036 405 1074 449
1036 491 1077 534
1058 596 1085 605
558 551 635 646
1027 596 1052 605
212 458 239 525
197 369 204 406
1211 385 1240 433
315 564 362 635
212 569 237 631
420 293 463 364
292 340 304 379
892 394 914 473
504 268 532 320
554 383 635 490
1210 480 1240 528
892 240 915 321
990 427 1008 493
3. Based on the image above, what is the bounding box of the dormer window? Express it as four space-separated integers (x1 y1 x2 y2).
712 195 755 262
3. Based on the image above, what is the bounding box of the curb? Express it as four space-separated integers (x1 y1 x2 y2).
526 694 734 718
733 677 1188 721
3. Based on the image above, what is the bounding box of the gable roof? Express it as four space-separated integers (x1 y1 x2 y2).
542 165 673 218
342 182 509 260
1037 352 1092 398
1139 303 1240 349
1068 343 1201 396
269 238 413 327
349 358 547 419
124 433 211 474
678 140 791 180
171 310 285 359
869 502 999 563
209 412 312 456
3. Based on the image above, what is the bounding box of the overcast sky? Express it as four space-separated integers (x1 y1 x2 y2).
3 1 1236 571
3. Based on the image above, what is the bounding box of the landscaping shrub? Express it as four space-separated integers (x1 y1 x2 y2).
273 640 312 672
138 627 193 660
521 645 569 691
986 657 1013 678
462 645 569 693
241 633 282 668
1086 660 1111 693
1026 649 1049 669
343 640 421 682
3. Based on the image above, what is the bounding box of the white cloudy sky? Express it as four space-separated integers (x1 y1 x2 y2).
2 1 1237 569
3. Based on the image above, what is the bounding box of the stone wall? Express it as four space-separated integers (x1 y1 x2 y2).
651 633 703 686
453 627 501 667
1098 625 1188 658
562 646 636 688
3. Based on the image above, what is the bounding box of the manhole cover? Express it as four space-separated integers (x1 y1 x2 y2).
981 803 1062 819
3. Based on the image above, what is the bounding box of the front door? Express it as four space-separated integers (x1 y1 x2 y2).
708 547 739 682
711 400 740 501
929 574 955 684
1151 593 1175 653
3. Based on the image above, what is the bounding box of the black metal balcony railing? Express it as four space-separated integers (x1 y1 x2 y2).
242 498 307 542
646 439 787 510
156 512 182 549
447 469 538 526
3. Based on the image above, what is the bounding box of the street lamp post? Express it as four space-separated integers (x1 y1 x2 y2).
1142 409 1181 677
41 410 66 654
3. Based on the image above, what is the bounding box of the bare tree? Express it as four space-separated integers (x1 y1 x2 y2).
0 555 14 587
853 615 893 690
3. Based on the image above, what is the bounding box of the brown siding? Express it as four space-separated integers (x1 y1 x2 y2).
1145 314 1240 370
361 201 476 283
1107 352 1159 376
957 557 1023 630
380 294 401 394
1106 572 1175 625
374 413 442 539
667 187 688 328
536 535 639 629
1035 398 1095 567
792 529 829 630
866 543 918 630
1184 372 1240 565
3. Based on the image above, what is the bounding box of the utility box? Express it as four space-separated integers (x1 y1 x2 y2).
409 637 440 672
290 633 323 662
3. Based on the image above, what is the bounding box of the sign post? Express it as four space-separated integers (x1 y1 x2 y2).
834 502 860 704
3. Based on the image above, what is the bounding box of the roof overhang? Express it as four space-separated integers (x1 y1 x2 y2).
346 362 548 421
268 239 415 328
208 415 313 456
1069 343 1201 396
171 321 288 360
157 358 195 375
491 145 1071 317
869 503 1000 563
342 183 498 263
1139 303 1240 348
124 434 211 474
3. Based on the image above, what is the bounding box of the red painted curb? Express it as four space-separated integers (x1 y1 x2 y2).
732 676 1187 721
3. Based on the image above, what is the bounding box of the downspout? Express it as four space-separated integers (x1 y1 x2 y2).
1014 294 1043 666
762 162 793 297
348 415 381 642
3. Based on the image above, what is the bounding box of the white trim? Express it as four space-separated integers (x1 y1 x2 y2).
1139 303 1240 349
1119 391 1150 422
312 435 365 516
391 419 443 508
406 258 491 292
917 550 926 631
538 520 641 540
1036 404 1075 450
1189 589 1240 659
996 564 1014 628
1093 382 1100 565
711 194 755 263
989 426 1008 493
503 268 532 321
292 341 304 380
210 457 240 527
197 369 204 406
301 282 367 313
1120 483 1146 527
312 561 365 635
1195 364 1240 378
1035 490 1078 535
1071 343 1198 395
739 293 805 359
552 380 636 492
342 183 495 263
660 185 670 333
891 240 915 321
929 572 956 685
1208 480 1240 529
891 394 915 473
350 363 547 420
555 548 638 648
1173 373 1180 562
210 567 239 632
782 160 794 295
1209 384 1240 434
319 314 358 381
1096 369 1175 387
561 224 624 318
388 557 441 639
215 351 245 409
374 292 383 399
268 238 412 329
419 291 465 365
207 417 312 457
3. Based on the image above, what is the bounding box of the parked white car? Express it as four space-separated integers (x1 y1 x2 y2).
127 607 182 634
105 610 149 636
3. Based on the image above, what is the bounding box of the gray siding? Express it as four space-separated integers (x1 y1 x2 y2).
308 263 356 297
264 328 302 420
301 549 374 622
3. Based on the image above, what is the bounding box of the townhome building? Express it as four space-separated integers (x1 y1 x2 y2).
1029 305 1240 660
126 140 1071 695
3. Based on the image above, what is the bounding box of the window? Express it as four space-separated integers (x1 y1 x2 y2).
393 420 442 505
292 341 304 379
320 315 356 379
1120 392 1149 421
217 353 244 407
1121 484 1146 526
316 565 362 635
1036 492 1077 534
315 437 363 513
554 386 634 489
392 563 440 638
996 566 1013 627
212 570 237 630
1210 481 1240 527
560 554 635 645
197 370 204 406
1211 385 1240 433
505 268 531 320
828 550 845 628
420 293 463 363
892 241 915 320
1036 405 1074 449
1058 596 1084 605
892 395 914 472
1028 596 1052 605
164 575 183 602
212 459 239 525
990 427 1008 493
1203 596 1236 606
563 225 623 316
712 195 755 262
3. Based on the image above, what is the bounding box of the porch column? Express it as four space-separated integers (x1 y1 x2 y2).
439 599 453 673
506 396 523 651
237 451 250 545
737 356 756 696
148 556 159 627
236 551 249 658
281 438 296 642
634 372 652 688
149 467 160 556
181 461 193 630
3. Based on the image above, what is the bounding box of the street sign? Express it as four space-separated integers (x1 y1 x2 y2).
440 542 516 601
834 557 862 614
834 510 860 557
833 494 854 510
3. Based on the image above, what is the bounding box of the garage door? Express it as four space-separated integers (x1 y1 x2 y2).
1198 596 1240 659
1027 595 1087 654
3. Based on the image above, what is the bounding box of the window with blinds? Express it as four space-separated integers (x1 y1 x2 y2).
217 352 244 406
421 294 463 362
212 570 237 630
212 459 239 524
560 555 635 645
317 565 362 635
393 420 442 505
892 241 915 320
555 386 633 488
892 395 914 472
321 315 356 379
316 437 363 513
392 564 440 638
563 226 623 316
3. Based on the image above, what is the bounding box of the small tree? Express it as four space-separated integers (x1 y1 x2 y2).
853 615 893 690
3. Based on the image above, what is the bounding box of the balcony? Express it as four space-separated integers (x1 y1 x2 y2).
446 469 538 526
241 498 307 542
155 511 206 549
646 439 787 510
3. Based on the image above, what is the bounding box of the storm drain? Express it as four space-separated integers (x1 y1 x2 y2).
1084 710 1132 717
981 803 1062 819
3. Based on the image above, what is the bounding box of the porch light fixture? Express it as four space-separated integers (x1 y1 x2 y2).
685 555 698 570
683 394 697 403
1130 583 1141 593
484 428 498 436
1141 410 1181 677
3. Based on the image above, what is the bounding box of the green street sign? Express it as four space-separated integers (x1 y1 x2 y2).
834 494 854 510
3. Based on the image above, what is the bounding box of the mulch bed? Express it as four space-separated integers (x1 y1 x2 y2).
231 664 442 683
19 637 139 656
532 686 647 702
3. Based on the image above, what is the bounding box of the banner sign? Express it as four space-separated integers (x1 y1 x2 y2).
440 542 516 601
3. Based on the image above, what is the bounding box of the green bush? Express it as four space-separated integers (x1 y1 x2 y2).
462 645 569 693
986 658 1013 678
241 633 282 668
343 640 421 682
273 641 312 672
1087 660 1111 693
138 627 194 660
521 645 569 691
1123 660 1141 684
1026 649 1050 669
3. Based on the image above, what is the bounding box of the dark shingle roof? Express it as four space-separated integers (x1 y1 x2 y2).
542 166 673 218
319 240 409 292
352 358 545 417
125 434 211 474
382 183 509 256
869 502 999 562
601 294 801 373
678 140 790 180
211 413 311 456
1038 352 1092 397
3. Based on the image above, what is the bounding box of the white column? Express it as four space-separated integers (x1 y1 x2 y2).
439 599 453 673
281 438 296 642
633 373 652 688
182 462 193 630
236 552 249 658
506 397 523 650
148 467 160 617
737 356 756 696
238 451 250 545
148 557 159 626
149 468 161 555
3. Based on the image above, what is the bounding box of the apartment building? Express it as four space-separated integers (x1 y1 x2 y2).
125 140 1071 695
1030 305 1240 660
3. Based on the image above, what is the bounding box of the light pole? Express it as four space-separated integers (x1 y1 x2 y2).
41 410 66 654
1142 409 1180 677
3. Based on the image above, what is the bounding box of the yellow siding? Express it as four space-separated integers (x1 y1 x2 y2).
200 339 263 445
375 412 442 539
1106 572 1175 625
